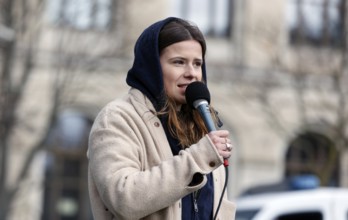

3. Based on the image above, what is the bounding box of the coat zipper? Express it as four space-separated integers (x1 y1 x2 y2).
193 196 198 213
193 190 201 214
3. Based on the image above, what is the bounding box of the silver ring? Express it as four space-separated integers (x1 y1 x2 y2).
225 143 232 151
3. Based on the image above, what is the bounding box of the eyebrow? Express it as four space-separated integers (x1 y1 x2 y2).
168 56 203 61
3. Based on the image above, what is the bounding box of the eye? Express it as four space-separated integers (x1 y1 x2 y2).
173 59 185 65
194 61 203 68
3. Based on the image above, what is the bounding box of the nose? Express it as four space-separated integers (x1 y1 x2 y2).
184 64 200 79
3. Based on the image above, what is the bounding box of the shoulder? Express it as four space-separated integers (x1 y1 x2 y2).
92 88 155 129
95 95 132 124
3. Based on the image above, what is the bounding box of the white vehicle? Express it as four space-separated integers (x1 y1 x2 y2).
235 187 348 220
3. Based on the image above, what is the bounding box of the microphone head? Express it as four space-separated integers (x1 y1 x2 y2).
185 81 211 109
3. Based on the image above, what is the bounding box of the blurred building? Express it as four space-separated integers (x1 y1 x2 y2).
2 0 348 219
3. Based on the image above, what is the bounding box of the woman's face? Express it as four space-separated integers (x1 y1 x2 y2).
160 40 203 108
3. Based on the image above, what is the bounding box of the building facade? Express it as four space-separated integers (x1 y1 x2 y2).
2 0 347 219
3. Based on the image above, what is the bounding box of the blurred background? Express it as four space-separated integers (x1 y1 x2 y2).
0 0 347 219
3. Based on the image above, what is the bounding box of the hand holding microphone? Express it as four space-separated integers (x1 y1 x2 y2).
185 81 233 166
207 130 233 159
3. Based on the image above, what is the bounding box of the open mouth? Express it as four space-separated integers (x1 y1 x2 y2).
178 84 189 88
178 81 195 89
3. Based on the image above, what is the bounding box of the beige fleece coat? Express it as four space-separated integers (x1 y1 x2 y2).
87 88 236 220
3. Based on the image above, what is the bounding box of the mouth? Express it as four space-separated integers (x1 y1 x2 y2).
177 84 189 95
178 83 189 89
178 81 196 89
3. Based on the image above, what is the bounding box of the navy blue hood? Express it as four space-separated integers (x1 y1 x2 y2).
126 17 207 111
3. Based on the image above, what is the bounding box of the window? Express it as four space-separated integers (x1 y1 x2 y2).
46 0 112 30
42 111 93 220
287 0 344 47
276 211 323 220
288 0 344 47
170 0 233 37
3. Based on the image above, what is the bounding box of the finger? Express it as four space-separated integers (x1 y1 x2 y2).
220 137 227 145
209 130 229 138
220 150 232 159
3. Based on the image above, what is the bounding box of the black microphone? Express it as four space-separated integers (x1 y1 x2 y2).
185 81 216 132
185 81 228 167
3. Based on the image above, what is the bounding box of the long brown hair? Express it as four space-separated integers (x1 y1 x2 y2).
158 18 217 148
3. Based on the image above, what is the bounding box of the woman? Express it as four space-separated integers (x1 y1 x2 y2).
87 17 235 220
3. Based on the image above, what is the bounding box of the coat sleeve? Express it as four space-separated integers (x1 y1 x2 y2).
88 103 224 219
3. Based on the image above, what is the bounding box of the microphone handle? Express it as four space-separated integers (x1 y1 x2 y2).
196 104 216 132
194 101 229 167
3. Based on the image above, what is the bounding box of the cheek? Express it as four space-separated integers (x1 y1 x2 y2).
198 73 203 81
162 72 174 93
163 77 176 95
163 78 170 92
162 68 176 87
